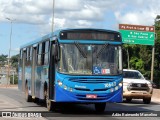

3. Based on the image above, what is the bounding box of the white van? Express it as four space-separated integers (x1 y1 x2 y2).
123 69 153 104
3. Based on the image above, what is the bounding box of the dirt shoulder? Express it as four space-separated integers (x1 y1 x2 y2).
152 89 160 103
0 84 18 88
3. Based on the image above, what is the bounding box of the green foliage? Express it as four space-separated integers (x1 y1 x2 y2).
123 44 153 79
135 59 144 70
10 54 19 72
0 54 19 69
0 54 7 66
10 75 18 84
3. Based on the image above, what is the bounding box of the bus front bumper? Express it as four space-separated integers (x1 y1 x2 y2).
54 85 123 103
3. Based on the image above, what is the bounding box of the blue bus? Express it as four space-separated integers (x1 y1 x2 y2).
18 28 123 112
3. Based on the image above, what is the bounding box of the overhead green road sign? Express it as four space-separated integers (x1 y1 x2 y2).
119 24 155 46
120 30 155 45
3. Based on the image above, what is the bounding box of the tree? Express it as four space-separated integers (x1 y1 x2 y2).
10 74 18 84
10 54 19 84
0 54 7 66
10 54 19 72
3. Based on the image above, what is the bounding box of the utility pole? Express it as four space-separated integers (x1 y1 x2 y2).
151 46 155 81
151 15 160 81
6 18 16 87
52 0 55 34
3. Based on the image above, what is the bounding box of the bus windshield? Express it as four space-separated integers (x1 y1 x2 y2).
58 44 122 75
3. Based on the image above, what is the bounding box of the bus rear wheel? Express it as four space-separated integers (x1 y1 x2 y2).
25 84 32 102
94 103 106 113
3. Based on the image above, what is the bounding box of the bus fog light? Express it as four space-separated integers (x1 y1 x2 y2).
69 88 73 92
115 86 118 91
110 88 114 92
64 85 67 90
57 80 62 86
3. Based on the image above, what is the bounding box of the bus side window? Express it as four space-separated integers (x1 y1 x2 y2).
26 47 30 66
29 47 32 63
36 40 50 66
44 41 50 65
19 49 23 67
41 42 45 65
37 43 42 66
26 47 33 66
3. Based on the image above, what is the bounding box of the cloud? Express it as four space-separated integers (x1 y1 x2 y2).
116 11 156 25
11 47 19 52
0 0 117 28
114 0 159 26
56 0 82 11
77 20 92 27
0 0 159 32
52 18 66 29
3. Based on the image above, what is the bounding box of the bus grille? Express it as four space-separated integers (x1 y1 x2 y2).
74 88 109 92
68 77 114 83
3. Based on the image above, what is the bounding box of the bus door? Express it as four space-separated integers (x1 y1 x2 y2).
48 41 56 100
31 46 37 97
22 49 26 92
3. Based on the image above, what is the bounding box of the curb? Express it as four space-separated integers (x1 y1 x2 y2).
151 89 160 103
0 85 18 88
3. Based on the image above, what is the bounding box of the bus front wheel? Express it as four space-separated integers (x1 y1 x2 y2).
45 89 55 111
46 99 54 111
94 103 106 113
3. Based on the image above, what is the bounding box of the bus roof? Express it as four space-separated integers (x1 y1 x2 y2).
20 28 120 49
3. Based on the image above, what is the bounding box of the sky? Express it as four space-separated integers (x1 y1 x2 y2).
0 0 159 56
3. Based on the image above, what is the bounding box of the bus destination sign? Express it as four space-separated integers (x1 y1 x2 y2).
60 30 121 41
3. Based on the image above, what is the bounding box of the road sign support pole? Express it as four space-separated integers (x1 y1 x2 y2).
127 48 130 69
151 46 155 81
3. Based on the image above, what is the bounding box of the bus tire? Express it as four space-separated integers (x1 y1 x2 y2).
45 89 55 111
95 103 106 113
46 99 54 111
25 84 32 102
33 98 39 103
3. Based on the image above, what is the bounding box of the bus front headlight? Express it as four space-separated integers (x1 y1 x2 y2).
57 80 63 86
115 86 119 91
119 82 123 87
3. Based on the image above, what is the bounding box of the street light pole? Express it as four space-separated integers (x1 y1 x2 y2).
6 18 15 87
52 0 55 34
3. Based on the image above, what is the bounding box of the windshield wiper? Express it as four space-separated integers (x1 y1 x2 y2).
96 43 109 58
74 42 87 58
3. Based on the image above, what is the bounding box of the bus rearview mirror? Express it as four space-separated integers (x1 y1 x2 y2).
54 44 60 62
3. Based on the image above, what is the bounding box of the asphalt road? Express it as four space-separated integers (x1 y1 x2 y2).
0 87 160 120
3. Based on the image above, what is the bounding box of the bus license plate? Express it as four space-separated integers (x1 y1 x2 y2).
86 94 97 99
